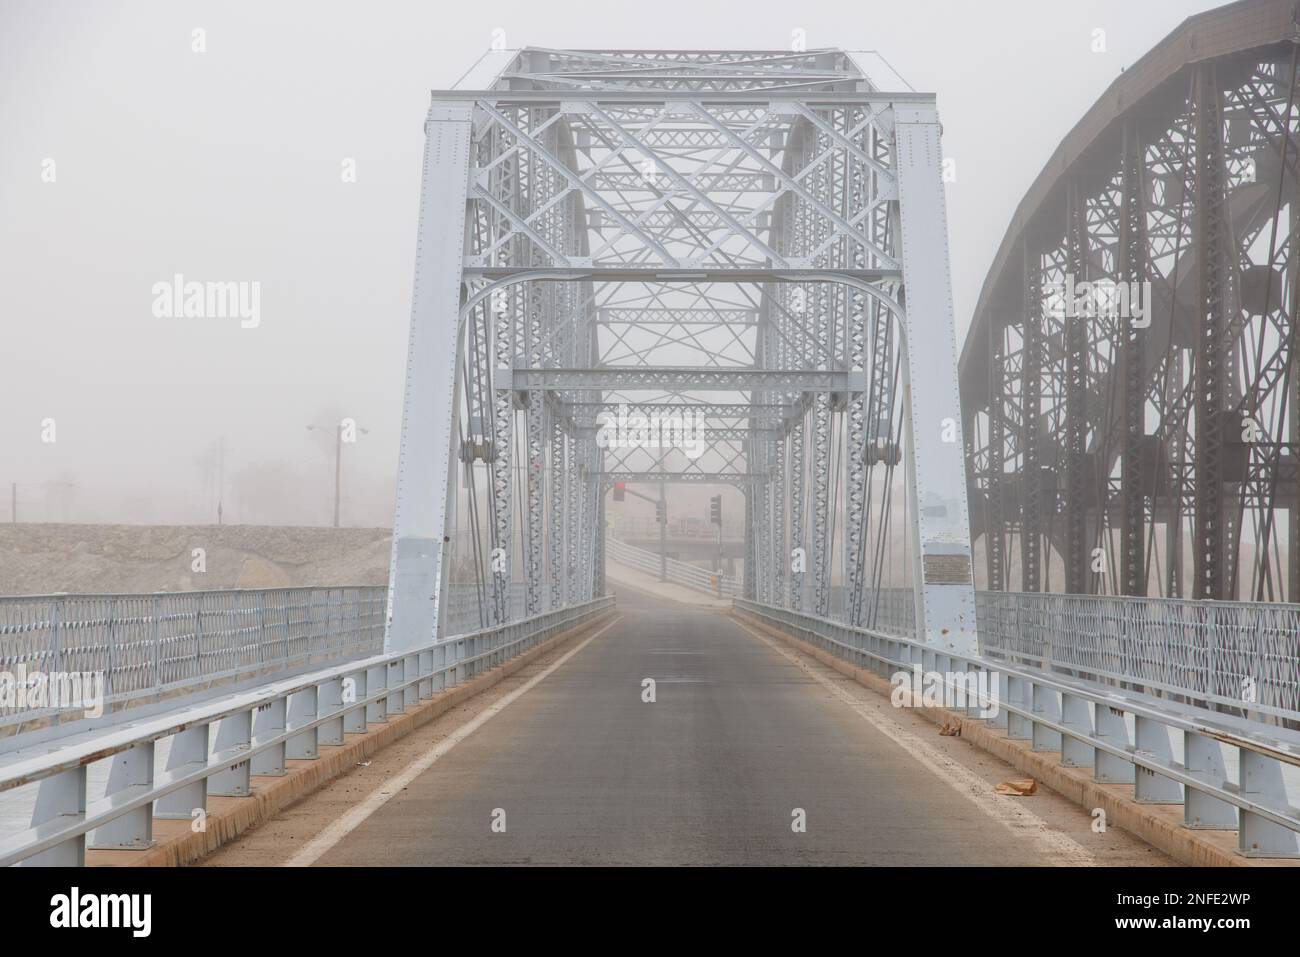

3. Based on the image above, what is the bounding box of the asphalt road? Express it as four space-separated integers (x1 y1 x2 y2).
277 587 1166 866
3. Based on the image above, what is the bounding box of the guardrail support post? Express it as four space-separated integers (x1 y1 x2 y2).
446 639 463 688
287 687 319 760
1031 683 1062 752
963 663 990 717
1133 716 1182 803
366 665 388 724
155 723 209 819
1094 705 1135 784
1059 693 1094 767
418 650 434 699
318 677 345 745
404 654 421 707
432 644 448 693
251 698 287 776
1182 731 1235 829
989 671 1009 729
88 742 155 849
880 638 899 680
933 652 951 682
209 709 252 796
21 765 87 866
1006 676 1032 740
344 670 368 734
387 658 406 716
1237 749 1300 858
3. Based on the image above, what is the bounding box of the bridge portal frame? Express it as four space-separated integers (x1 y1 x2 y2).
384 48 978 655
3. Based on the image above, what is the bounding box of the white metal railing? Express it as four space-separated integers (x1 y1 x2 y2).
0 595 615 866
0 584 529 731
787 584 916 636
786 585 1300 724
0 588 386 730
976 591 1300 721
735 597 1300 858
443 582 528 636
606 537 737 597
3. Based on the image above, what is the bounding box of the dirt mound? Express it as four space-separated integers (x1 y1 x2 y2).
0 524 392 595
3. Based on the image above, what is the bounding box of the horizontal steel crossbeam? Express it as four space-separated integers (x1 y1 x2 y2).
600 471 766 484
511 367 850 392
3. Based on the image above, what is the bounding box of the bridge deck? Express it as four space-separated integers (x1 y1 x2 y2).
204 589 1168 867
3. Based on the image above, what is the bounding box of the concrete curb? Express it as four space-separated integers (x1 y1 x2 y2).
87 610 619 867
732 607 1298 869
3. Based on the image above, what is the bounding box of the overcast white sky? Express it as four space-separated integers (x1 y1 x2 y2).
0 0 1224 526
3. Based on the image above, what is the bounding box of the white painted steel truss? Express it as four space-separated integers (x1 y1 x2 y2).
385 48 978 654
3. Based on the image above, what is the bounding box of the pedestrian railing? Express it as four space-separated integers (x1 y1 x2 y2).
976 591 1300 721
0 584 535 732
791 587 1300 725
787 584 916 636
606 537 737 597
0 587 387 731
0 595 615 866
734 598 1300 858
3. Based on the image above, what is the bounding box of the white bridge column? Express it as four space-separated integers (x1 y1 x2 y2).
384 101 474 655
893 106 979 655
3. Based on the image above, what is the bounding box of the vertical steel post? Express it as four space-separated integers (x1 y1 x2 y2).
892 106 979 654
384 100 475 653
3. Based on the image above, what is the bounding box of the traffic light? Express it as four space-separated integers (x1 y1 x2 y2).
655 500 666 523
709 494 721 526
613 482 625 502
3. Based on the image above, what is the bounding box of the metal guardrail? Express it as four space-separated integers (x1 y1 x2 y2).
606 537 737 597
976 591 1300 721
0 595 615 866
734 598 1300 858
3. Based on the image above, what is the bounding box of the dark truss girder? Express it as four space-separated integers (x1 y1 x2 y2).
960 0 1300 601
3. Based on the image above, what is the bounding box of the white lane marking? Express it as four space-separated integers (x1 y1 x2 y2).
284 615 623 867
733 619 1098 867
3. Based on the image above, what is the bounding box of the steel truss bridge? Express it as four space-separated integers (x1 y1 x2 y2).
962 0 1300 604
5 12 1300 868
385 44 977 655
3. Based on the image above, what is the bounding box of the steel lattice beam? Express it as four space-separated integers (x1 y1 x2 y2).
961 0 1300 603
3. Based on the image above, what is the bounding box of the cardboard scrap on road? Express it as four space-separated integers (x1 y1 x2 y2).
994 778 1037 796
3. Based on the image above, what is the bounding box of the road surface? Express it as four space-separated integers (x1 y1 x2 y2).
206 587 1170 866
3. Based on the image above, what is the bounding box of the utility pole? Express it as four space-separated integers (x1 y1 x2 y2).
217 437 224 526
308 420 367 528
657 481 667 582
333 423 342 528
618 483 668 581
710 494 723 595
11 482 15 523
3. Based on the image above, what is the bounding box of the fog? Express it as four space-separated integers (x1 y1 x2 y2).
0 0 1221 526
